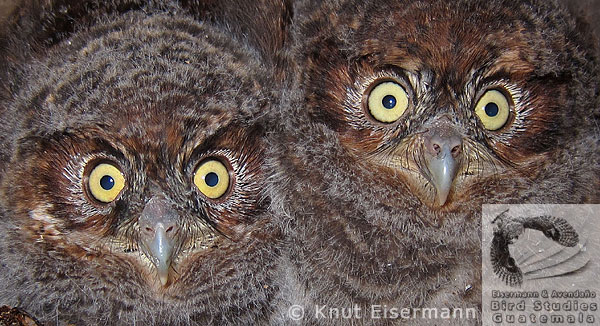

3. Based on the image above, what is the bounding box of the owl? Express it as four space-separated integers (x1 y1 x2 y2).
0 1 282 325
490 209 579 287
267 0 599 324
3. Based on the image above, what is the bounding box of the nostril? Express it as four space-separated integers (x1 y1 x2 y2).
451 145 461 157
139 196 180 240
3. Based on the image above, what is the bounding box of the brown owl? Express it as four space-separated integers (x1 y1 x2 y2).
0 1 282 325
267 0 599 324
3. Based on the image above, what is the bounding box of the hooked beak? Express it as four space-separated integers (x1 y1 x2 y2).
421 118 463 206
138 196 180 287
425 144 459 206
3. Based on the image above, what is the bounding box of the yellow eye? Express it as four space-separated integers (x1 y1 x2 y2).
193 159 230 199
88 163 125 203
474 89 511 131
367 81 409 123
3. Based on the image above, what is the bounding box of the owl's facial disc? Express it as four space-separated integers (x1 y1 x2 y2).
138 196 180 287
351 74 518 208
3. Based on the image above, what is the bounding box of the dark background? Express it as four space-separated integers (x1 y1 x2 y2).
0 0 599 44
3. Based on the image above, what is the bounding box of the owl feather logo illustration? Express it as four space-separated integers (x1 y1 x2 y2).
490 209 579 287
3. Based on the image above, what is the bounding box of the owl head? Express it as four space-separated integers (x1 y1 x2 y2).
284 0 599 214
263 0 599 316
0 3 278 324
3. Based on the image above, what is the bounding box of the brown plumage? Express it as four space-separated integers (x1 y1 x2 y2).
0 306 40 326
268 0 599 324
0 1 282 325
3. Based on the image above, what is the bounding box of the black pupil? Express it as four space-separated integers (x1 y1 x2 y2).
100 175 115 190
205 172 219 187
382 95 396 109
485 102 499 117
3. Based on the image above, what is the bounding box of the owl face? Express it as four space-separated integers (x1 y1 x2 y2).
0 9 277 323
8 121 265 288
300 0 596 210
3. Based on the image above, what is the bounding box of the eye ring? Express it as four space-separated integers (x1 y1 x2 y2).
193 158 232 200
474 88 512 131
86 162 126 203
364 80 410 123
